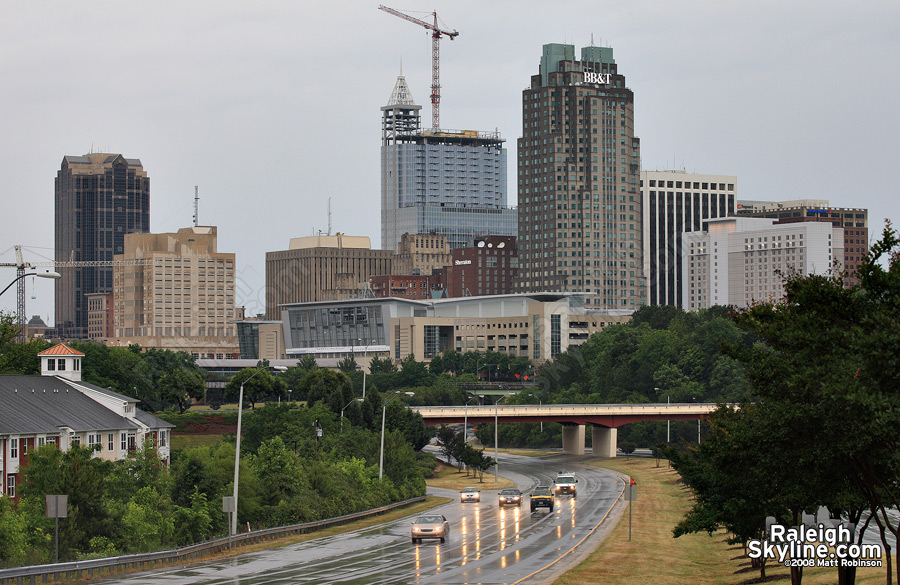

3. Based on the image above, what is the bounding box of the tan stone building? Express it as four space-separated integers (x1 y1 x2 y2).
110 226 239 357
86 291 113 340
265 233 393 319
393 233 451 276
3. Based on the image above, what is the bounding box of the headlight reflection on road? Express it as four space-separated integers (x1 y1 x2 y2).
415 544 421 572
434 546 441 569
570 497 576 527
512 505 521 540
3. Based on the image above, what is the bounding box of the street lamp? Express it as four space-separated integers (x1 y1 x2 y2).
232 364 286 536
340 397 364 432
357 337 369 399
462 395 482 444
655 387 669 443
0 271 61 297
494 393 514 482
379 391 415 480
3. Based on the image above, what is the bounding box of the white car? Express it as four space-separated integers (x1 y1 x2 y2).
459 486 481 503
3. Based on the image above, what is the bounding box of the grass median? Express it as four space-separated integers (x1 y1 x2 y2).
552 457 890 585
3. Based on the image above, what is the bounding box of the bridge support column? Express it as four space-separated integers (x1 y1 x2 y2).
561 425 585 455
592 426 617 458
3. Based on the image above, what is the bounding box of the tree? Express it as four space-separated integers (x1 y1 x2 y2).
465 448 495 482
159 367 204 413
300 368 353 413
675 223 900 585
337 355 359 374
435 425 460 466
225 363 284 409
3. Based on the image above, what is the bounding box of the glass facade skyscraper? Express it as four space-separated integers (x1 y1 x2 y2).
55 153 149 338
381 75 516 252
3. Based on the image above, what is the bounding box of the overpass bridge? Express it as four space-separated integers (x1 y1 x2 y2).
411 403 720 457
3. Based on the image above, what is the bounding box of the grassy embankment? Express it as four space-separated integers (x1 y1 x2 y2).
553 457 890 585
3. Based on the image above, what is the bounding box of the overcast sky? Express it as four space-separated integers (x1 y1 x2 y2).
2 0 897 324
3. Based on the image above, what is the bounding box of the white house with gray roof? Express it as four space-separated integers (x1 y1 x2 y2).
0 344 174 499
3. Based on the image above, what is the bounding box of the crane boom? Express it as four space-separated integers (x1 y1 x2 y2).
378 5 458 130
1 245 149 342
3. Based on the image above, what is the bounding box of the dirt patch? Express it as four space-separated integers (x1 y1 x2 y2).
178 421 236 435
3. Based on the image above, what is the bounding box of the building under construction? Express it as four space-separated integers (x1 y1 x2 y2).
380 75 516 253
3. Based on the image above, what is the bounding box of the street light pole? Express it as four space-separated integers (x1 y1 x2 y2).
340 398 364 432
0 271 60 342
463 395 481 444
357 337 368 399
379 391 414 480
232 364 285 536
494 393 513 483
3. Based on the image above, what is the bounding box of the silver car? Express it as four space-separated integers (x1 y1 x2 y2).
411 514 450 544
459 486 481 503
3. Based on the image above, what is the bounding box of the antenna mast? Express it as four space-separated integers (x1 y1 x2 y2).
193 186 200 227
328 197 332 236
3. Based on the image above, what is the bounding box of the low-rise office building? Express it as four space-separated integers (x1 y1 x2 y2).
265 233 393 319
241 293 631 366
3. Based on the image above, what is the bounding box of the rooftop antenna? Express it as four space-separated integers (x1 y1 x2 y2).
328 197 332 236
193 186 200 227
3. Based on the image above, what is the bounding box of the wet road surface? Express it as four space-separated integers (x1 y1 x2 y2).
92 454 624 585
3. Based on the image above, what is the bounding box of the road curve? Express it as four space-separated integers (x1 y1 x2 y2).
90 454 624 585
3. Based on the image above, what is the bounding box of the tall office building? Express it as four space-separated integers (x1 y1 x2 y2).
380 75 517 252
641 170 737 306
515 43 645 309
111 226 239 358
55 154 149 338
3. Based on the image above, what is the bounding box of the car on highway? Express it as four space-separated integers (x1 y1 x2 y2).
530 486 554 512
554 472 578 498
460 486 481 503
498 487 523 507
411 514 450 544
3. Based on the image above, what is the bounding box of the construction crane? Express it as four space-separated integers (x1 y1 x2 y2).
378 5 459 131
1 245 148 342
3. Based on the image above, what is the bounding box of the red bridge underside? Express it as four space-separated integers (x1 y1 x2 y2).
423 413 705 428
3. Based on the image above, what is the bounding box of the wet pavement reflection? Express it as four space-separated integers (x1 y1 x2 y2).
90 454 622 585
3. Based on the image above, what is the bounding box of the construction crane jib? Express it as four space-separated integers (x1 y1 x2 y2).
377 4 458 131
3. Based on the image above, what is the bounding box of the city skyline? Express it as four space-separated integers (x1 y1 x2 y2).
2 1 897 324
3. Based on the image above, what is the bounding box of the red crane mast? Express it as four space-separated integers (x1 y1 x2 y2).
378 5 459 130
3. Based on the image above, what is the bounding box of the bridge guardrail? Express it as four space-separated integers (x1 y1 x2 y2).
0 495 426 585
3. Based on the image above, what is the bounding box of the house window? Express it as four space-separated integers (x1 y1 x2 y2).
37 437 45 448
47 360 55 371
108 433 114 452
120 432 127 451
21 440 26 456
159 430 167 448
127 432 136 450
71 435 80 447
6 475 14 497
10 438 18 459
57 359 66 371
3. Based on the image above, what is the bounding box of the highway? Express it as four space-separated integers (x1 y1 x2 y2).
89 453 625 585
